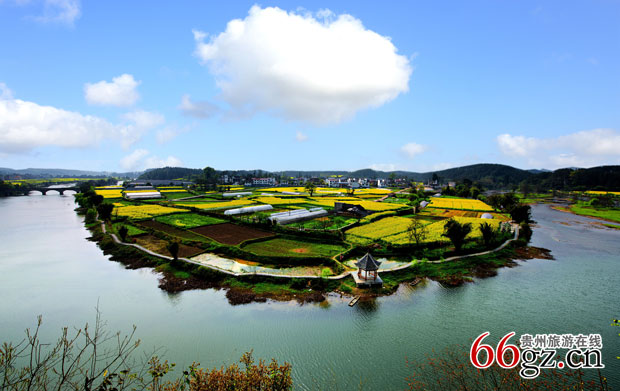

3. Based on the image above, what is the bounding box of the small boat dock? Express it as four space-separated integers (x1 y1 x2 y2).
348 296 361 307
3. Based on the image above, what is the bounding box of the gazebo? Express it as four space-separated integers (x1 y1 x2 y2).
355 253 382 281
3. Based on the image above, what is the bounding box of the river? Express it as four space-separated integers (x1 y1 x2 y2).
0 194 618 389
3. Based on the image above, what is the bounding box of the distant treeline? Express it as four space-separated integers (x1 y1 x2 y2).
522 166 620 192
137 164 620 191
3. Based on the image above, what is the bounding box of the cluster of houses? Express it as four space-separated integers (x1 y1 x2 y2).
216 175 402 189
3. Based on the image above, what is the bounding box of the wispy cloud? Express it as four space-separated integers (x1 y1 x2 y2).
178 94 218 119
400 142 427 159
120 149 182 171
33 0 81 26
497 129 620 168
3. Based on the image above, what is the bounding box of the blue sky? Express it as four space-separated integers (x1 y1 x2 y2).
1 0 619 172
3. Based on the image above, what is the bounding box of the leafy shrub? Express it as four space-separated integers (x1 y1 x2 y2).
118 225 129 242
85 208 97 224
290 278 307 290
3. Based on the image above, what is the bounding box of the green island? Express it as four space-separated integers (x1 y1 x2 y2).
67 170 554 305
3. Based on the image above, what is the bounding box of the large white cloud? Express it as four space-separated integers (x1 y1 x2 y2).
0 85 158 152
193 6 412 125
0 98 119 153
120 149 182 171
84 74 140 107
497 129 620 168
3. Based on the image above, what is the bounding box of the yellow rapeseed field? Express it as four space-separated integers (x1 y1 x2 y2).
585 191 620 196
113 204 186 219
260 187 307 193
253 196 309 205
428 197 493 211
95 189 123 198
346 217 412 243
384 216 502 245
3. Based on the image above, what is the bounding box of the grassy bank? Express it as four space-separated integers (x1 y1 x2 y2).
568 204 620 224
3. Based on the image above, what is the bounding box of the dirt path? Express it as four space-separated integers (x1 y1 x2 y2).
99 217 519 280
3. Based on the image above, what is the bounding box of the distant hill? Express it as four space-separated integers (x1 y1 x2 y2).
0 167 140 179
138 167 203 180
525 165 620 191
5 164 620 191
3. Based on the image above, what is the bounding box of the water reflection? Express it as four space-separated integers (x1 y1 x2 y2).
0 197 618 389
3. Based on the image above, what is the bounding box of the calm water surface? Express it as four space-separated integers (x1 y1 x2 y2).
0 195 619 389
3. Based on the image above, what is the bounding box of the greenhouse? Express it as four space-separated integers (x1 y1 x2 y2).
269 207 328 225
223 191 252 198
224 204 274 215
124 191 162 200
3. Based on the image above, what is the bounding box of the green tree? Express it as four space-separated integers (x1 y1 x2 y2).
478 222 497 248
408 194 420 214
118 225 129 242
519 223 533 241
96 203 114 221
167 241 180 260
89 194 104 206
508 204 531 224
304 182 316 196
407 219 428 247
85 208 97 224
442 218 472 252
520 180 531 199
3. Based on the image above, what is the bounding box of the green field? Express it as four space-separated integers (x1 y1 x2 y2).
569 205 620 223
299 216 357 230
242 238 347 258
112 223 146 237
155 213 226 228
162 192 193 199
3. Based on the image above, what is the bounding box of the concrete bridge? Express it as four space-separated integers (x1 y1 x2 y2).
28 186 81 195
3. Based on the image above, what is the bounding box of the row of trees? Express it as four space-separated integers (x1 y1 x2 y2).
405 219 507 252
485 193 532 224
442 179 482 199
74 183 114 223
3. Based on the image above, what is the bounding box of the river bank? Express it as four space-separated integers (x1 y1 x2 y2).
2 196 618 389
83 204 552 304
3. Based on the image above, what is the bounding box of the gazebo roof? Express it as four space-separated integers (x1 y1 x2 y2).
355 253 382 271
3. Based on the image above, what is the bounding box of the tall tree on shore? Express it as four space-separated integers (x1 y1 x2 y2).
442 218 472 252
96 203 114 221
478 222 497 248
304 182 316 196
167 241 179 261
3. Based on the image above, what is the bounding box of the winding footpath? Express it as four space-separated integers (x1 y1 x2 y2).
99 219 519 281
